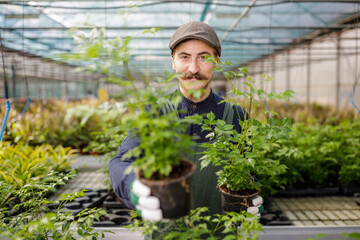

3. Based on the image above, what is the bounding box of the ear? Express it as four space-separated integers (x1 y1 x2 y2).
172 57 176 70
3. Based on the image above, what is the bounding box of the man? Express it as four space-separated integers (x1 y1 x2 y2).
109 21 263 221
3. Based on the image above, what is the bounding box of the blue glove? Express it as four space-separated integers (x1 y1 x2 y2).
246 195 264 217
130 179 163 221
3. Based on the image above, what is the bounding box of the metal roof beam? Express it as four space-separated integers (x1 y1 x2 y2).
2 1 359 8
200 0 211 22
295 2 327 25
4 8 356 15
4 36 359 41
1 0 359 1
3 25 358 31
220 0 257 43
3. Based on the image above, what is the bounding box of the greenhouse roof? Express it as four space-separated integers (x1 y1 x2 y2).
1 0 359 79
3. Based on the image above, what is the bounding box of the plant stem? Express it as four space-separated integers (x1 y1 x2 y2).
124 61 140 102
212 221 223 237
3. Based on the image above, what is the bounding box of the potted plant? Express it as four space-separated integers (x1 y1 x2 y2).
199 59 293 213
121 81 202 219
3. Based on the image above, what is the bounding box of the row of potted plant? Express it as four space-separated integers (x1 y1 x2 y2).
0 99 126 151
2 98 357 143
261 100 358 126
261 119 360 197
1 100 357 160
1 95 357 157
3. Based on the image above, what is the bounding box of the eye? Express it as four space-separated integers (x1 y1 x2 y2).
199 55 206 61
180 55 189 60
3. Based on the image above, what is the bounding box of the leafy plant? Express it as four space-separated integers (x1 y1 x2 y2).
200 59 293 193
122 81 202 179
63 101 127 152
82 101 128 154
262 100 359 126
59 25 158 90
267 119 360 191
59 25 202 181
127 207 263 240
0 142 77 188
306 232 360 240
0 171 110 240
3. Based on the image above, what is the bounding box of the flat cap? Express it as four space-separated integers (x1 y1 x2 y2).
169 21 221 57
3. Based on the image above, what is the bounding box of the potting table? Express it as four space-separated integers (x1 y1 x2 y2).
48 155 108 196
65 155 360 225
272 196 360 226
53 155 360 239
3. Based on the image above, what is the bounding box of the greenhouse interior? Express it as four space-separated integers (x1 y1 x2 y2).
1 0 360 239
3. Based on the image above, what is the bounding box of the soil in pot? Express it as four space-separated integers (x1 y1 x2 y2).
219 185 260 213
138 159 195 219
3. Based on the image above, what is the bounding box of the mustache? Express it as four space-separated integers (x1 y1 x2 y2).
181 72 207 80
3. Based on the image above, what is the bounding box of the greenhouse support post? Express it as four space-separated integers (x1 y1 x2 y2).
0 99 10 142
261 60 265 90
306 45 311 105
271 56 276 93
336 33 341 109
11 64 16 98
286 50 291 91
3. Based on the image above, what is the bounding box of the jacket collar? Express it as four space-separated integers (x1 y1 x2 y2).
178 89 214 109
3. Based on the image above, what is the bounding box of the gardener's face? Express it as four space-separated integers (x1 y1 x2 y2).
172 39 218 102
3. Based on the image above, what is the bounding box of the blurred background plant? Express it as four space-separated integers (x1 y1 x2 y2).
260 119 360 197
0 141 77 189
0 170 109 240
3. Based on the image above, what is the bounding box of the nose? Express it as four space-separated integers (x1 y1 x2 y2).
188 59 200 74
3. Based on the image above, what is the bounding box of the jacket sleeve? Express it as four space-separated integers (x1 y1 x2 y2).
108 134 138 209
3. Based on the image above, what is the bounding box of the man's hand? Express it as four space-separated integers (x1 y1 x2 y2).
247 195 264 217
130 179 163 221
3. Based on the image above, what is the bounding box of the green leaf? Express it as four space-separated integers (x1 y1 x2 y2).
207 112 215 122
62 221 71 232
348 233 360 240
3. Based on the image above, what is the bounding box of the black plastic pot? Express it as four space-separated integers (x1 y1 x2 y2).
220 186 260 213
339 181 360 196
355 193 360 206
274 186 339 197
139 159 196 219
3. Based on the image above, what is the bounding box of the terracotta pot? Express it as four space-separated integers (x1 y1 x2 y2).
139 159 196 219
220 186 260 213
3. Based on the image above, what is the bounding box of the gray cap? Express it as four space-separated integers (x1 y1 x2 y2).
169 21 221 57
